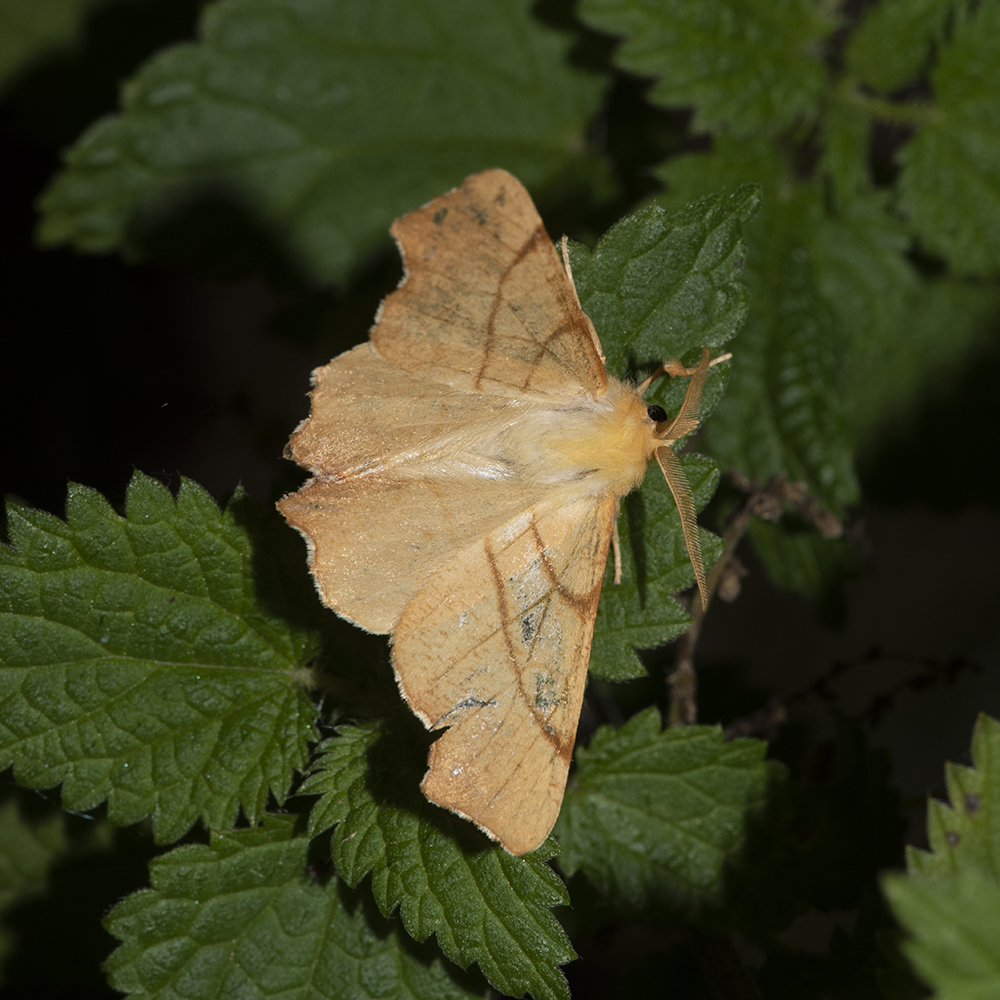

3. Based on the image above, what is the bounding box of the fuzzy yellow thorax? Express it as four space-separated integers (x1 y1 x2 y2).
503 378 658 497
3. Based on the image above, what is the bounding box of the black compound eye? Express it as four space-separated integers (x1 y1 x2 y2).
646 404 668 422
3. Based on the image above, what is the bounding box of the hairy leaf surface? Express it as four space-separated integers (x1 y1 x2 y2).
104 815 483 1000
0 473 318 842
302 724 575 1000
555 708 770 915
590 455 722 682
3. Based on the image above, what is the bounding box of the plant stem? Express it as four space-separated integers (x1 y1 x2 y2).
668 488 755 726
667 473 841 727
839 78 942 126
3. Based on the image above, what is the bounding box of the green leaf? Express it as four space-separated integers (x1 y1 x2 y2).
820 95 874 204
564 187 753 676
883 714 1000 1000
569 184 759 376
651 136 942 593
0 0 103 92
36 0 605 284
0 472 318 843
301 723 575 1000
905 714 1000 885
0 802 66 974
897 1 1000 276
810 193 917 421
848 277 1000 449
845 0 954 93
654 128 997 495
577 0 832 136
746 519 857 605
104 814 483 1000
590 455 723 682
555 707 770 917
0 802 65 916
707 207 857 510
657 142 860 511
885 872 1000 1000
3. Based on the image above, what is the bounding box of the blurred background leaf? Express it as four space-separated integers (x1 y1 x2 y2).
37 0 608 285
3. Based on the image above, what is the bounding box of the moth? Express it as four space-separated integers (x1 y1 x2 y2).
280 169 726 856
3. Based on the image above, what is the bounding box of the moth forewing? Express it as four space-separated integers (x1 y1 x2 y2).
398 494 614 856
375 171 607 401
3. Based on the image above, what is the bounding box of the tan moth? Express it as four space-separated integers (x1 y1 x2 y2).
280 170 727 855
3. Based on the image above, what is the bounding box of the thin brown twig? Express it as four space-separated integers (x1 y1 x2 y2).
722 697 788 743
667 472 843 727
784 646 984 727
667 484 756 725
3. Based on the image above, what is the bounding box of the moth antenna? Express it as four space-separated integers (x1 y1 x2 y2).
559 234 576 291
655 446 708 610
559 233 606 366
611 517 623 585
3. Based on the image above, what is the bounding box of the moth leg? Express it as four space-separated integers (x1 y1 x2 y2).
662 350 732 378
646 348 724 443
662 359 702 379
637 359 694 395
611 517 622 585
638 350 732 395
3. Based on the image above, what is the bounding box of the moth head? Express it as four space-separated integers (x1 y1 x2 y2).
639 348 712 448
637 402 684 462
